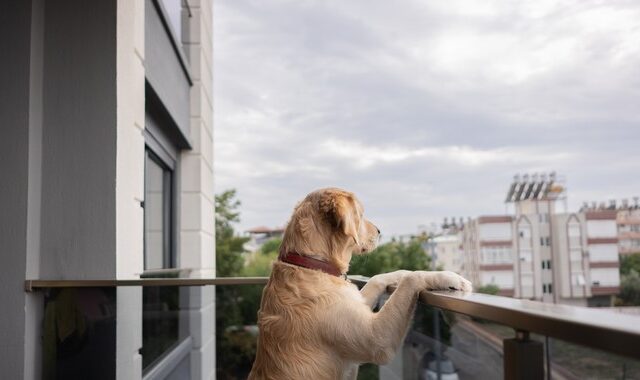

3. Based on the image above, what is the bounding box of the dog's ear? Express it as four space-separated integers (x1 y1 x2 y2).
319 191 360 246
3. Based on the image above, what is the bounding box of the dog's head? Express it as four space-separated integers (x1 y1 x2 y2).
281 188 380 271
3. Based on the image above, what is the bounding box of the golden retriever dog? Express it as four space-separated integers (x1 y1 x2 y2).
248 188 472 380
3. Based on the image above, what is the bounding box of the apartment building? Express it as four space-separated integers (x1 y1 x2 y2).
430 234 464 273
616 199 640 256
462 216 515 296
1 0 215 378
462 174 620 306
578 200 640 257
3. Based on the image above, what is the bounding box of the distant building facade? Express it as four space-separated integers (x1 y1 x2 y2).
579 199 640 257
244 226 285 252
615 199 640 256
430 234 464 273
462 173 620 306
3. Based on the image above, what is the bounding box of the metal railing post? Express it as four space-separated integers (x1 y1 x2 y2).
503 330 544 380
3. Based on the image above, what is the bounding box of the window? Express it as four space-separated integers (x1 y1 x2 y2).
142 101 184 373
144 149 174 270
547 260 552 269
540 237 544 246
548 284 553 293
545 237 551 246
568 224 581 237
570 248 582 261
159 0 187 47
542 284 547 293
541 261 546 269
572 274 586 286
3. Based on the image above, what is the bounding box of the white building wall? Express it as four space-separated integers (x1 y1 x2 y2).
588 244 618 262
590 268 620 287
433 235 463 273
587 220 618 238
115 1 146 378
180 1 216 378
480 271 514 288
479 223 512 240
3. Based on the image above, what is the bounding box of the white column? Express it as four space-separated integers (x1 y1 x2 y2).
115 0 146 378
180 0 216 378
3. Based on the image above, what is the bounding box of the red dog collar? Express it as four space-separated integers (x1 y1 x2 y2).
279 252 346 279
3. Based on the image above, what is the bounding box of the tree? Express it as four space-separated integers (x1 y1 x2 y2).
618 253 640 306
215 189 254 379
477 284 500 295
242 237 282 277
616 253 640 306
618 270 640 306
215 189 248 277
259 237 282 256
349 239 432 276
620 253 640 276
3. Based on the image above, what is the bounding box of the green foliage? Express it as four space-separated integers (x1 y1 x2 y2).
413 305 455 346
618 269 640 306
243 251 278 277
349 239 432 276
357 363 379 380
215 189 249 277
215 189 256 379
259 237 282 255
620 253 640 276
240 238 281 277
477 284 500 295
616 254 640 306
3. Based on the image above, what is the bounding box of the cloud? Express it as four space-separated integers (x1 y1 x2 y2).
318 140 573 169
213 0 640 235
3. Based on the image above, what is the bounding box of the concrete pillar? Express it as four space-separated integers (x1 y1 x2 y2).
181 0 216 378
1 0 147 378
115 0 146 378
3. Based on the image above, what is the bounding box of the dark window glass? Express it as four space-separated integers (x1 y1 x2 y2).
144 150 173 270
143 149 181 372
142 285 182 370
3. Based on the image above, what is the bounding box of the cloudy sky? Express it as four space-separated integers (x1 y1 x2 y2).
212 0 640 237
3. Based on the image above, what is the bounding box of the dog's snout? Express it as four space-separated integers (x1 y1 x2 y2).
375 226 381 235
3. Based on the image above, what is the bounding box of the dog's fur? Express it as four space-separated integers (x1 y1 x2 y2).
248 188 472 380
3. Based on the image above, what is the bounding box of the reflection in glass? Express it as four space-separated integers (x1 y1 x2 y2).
142 284 183 371
42 288 117 380
160 0 183 43
144 151 171 270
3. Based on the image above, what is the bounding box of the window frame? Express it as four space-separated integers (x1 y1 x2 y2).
143 148 175 270
143 104 181 271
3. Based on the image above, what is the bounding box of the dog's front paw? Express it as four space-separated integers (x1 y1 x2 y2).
417 271 472 292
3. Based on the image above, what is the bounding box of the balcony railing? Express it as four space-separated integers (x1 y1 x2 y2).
26 276 640 379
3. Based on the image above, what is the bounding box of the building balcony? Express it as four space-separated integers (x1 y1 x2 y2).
620 246 640 255
26 275 640 379
618 216 640 225
619 231 640 240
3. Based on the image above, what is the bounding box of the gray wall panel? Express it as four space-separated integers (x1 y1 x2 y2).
40 0 118 279
0 1 33 378
145 0 191 146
